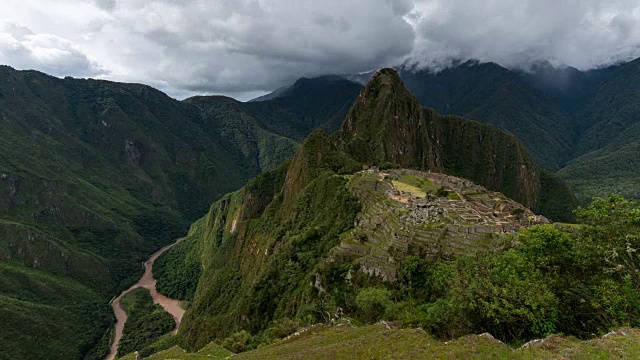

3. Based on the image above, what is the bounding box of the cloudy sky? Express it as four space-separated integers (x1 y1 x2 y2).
2 0 640 100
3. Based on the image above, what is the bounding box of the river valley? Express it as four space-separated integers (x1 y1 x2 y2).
105 238 185 360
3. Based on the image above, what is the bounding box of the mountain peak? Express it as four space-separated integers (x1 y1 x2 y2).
341 68 420 131
369 67 402 82
359 68 406 98
340 67 432 167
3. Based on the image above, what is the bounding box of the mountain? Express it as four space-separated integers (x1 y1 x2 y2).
4 55 639 357
398 61 575 170
248 86 290 102
0 65 358 359
576 59 640 155
342 68 545 209
258 64 576 173
151 68 575 352
557 58 640 200
518 61 591 99
395 58 640 203
243 75 362 140
182 96 298 172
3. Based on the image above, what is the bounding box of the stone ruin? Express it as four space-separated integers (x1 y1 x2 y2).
330 168 549 283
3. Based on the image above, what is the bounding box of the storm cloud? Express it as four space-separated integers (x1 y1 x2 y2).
0 20 105 78
408 0 640 70
2 0 640 99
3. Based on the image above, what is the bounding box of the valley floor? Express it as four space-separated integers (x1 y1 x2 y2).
107 238 186 360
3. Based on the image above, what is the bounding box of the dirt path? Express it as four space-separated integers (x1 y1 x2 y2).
105 237 186 360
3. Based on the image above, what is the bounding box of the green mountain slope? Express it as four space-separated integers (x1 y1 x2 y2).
397 58 640 202
558 142 640 201
574 58 640 153
0 262 110 359
243 75 362 140
0 65 356 359
155 68 576 352
558 58 640 201
399 61 575 170
182 96 298 172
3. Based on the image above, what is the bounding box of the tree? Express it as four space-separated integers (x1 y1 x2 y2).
356 287 392 322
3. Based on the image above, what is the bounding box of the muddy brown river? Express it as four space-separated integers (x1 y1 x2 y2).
105 238 185 360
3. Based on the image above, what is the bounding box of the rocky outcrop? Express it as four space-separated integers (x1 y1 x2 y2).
0 172 17 209
124 139 144 165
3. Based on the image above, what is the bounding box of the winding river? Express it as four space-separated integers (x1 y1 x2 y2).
105 237 186 360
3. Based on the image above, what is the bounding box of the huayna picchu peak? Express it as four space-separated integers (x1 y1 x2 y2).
339 68 574 217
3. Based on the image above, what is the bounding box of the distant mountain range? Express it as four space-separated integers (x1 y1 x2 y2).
256 57 640 202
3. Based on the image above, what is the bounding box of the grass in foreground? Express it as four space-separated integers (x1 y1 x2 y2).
125 324 640 359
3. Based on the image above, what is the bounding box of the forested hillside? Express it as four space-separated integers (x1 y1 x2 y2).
399 61 575 170
559 58 640 201
394 59 640 202
0 66 359 359
4 55 639 358
244 75 362 140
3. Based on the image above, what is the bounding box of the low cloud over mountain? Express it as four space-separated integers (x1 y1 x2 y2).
2 0 640 98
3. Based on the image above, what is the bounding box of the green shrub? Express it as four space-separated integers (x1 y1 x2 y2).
399 256 433 301
264 318 300 340
356 287 392 323
221 331 252 353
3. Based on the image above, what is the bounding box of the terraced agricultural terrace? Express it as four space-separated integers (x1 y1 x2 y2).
333 169 548 280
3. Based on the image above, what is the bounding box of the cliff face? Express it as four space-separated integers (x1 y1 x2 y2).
341 68 540 208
